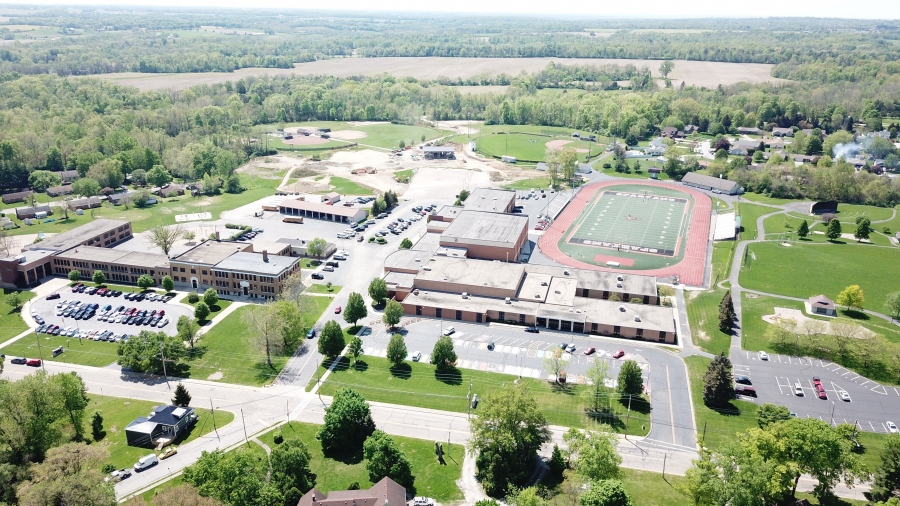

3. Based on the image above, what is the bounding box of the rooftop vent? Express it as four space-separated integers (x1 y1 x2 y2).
634 316 641 322
618 305 626 312
554 290 561 294
617 275 624 282
423 266 431 271
616 282 623 288
462 292 468 299
505 297 511 304
540 281 548 286
563 270 570 275
534 294 541 299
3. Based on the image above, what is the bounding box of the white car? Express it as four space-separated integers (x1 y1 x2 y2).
758 351 769 361
413 497 434 506
794 383 804 396
412 351 422 362
444 326 455 335
838 390 851 402
888 421 898 433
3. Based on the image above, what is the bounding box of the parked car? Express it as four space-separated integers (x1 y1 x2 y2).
10 357 26 365
524 326 539 333
311 273 324 280
133 454 158 471
794 383 804 396
306 329 316 339
838 390 851 402
159 447 178 460
735 375 752 385
565 344 576 353
734 386 757 397
888 421 899 434
758 351 769 361
583 347 596 355
334 306 342 314
46 293 60 300
444 326 455 335
612 350 625 359
26 358 41 367
412 351 422 362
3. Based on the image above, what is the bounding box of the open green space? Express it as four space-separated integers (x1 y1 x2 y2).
177 294 233 321
710 240 735 286
305 283 341 294
259 421 464 502
192 296 332 386
685 356 759 450
267 135 350 151
300 258 321 269
87 394 233 470
393 169 414 181
316 176 375 195
6 173 281 237
740 241 900 310
739 193 798 206
778 212 894 246
547 469 686 506
597 157 672 181
502 175 552 191
2 332 120 367
685 288 731 356
475 132 604 161
736 202 777 240
311 355 649 435
273 121 446 150
0 289 34 342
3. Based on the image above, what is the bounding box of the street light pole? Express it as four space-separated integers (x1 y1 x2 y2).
831 401 836 426
34 330 45 372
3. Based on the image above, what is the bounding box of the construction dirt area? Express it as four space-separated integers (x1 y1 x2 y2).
242 143 545 198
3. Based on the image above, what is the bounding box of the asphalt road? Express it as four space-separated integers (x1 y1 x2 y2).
732 350 900 434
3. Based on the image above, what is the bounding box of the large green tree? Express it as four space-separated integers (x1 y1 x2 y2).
317 320 346 358
826 217 843 241
15 443 115 506
362 430 415 488
470 383 551 497
368 277 388 306
702 352 734 408
579 480 634 506
386 333 408 367
872 434 900 502
343 292 367 326
616 360 643 397
116 330 187 375
430 335 458 372
317 388 376 454
269 438 316 498
382 299 403 329
182 450 269 506
563 427 622 482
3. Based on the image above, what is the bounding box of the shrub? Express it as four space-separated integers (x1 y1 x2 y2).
187 292 200 304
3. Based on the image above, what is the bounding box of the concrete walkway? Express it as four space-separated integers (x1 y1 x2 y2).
196 301 248 337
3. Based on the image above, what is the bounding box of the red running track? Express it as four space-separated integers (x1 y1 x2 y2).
537 180 711 287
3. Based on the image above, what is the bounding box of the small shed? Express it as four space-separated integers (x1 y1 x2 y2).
322 192 341 204
808 294 837 317
648 167 661 179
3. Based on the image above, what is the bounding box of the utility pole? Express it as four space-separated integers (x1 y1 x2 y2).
662 453 667 480
625 394 632 439
701 421 707 445
241 408 249 447
160 343 169 387
34 330 45 372
210 398 219 439
467 378 473 417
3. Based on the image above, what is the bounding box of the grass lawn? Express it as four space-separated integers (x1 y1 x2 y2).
0 289 35 342
192 296 331 385
273 122 446 150
739 193 797 206
311 355 649 435
6 173 280 236
88 394 233 470
305 283 341 294
740 241 900 310
549 469 685 506
737 202 777 240
710 240 735 286
475 132 604 162
685 356 759 450
300 258 321 269
316 176 374 195
394 169 414 182
259 421 463 502
1 332 121 367
685 288 732 356
597 158 672 181
502 175 552 191
177 295 233 322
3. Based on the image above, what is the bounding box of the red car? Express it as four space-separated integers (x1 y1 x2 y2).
334 306 342 314
71 283 83 292
583 347 596 355
26 358 41 367
612 350 625 359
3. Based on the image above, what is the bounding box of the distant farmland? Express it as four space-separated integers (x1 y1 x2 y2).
95 57 788 91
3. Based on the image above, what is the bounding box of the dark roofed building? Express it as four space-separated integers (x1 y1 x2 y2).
681 172 742 195
423 146 455 159
297 477 406 506
59 170 79 183
661 126 682 138
125 405 197 447
2 191 32 205
772 127 794 137
808 294 836 317
16 204 51 220
69 196 102 210
737 127 762 135
157 184 185 198
46 185 74 197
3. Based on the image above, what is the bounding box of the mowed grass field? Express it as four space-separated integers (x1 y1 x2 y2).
475 132 604 161
270 121 445 150
740 241 900 308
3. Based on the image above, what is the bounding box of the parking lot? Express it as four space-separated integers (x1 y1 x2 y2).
29 288 194 340
733 350 900 434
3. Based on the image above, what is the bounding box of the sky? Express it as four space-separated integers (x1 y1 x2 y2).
21 0 900 19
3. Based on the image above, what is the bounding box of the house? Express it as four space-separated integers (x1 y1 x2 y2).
729 140 760 156
46 185 74 197
69 196 102 210
2 191 32 205
763 138 786 149
59 170 79 183
646 145 667 156
772 127 794 137
297 477 406 506
808 294 836 317
109 192 157 206
661 126 683 138
16 205 52 220
868 130 891 139
792 155 820 165
124 405 198 447
737 127 762 135
845 158 867 170
684 124 699 134
157 184 185 198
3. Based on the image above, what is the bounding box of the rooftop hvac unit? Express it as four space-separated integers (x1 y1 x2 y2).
540 281 548 286
617 275 624 281
413 289 419 295
15 256 25 264
423 266 431 271
563 270 570 275
534 294 541 299
554 290 561 294
634 316 641 322
616 282 623 288
618 305 626 312
462 292 468 299
505 297 511 304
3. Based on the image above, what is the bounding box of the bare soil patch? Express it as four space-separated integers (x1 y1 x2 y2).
329 130 368 140
284 135 330 146
546 139 588 153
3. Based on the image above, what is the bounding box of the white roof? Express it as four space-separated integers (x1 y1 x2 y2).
714 212 736 240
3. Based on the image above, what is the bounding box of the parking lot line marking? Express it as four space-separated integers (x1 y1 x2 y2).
871 385 888 395
842 371 853 377
849 375 860 381
860 380 870 386
894 388 900 396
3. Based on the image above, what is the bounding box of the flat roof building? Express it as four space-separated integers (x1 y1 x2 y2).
440 210 528 262
278 198 367 224
462 188 517 213
681 172 742 195
52 246 170 286
25 219 132 253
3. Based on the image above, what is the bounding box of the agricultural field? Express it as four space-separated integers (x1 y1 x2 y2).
96 58 787 91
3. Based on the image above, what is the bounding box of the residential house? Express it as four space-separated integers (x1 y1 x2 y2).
792 155 821 165
772 127 794 137
46 185 74 197
684 124 699 134
729 140 760 156
737 127 762 135
69 196 102 210
2 191 32 205
59 170 79 183
157 184 185 198
297 477 406 506
124 405 198 448
109 192 157 206
661 126 683 138
16 205 51 220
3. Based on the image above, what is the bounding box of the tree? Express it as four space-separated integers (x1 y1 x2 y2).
16 443 115 506
806 135 823 155
579 480 634 506
28 170 62 192
343 292 367 326
224 174 243 193
757 403 792 428
317 388 376 453
188 292 200 303
137 484 222 506
242 302 285 367
386 333 407 367
177 315 201 350
854 217 871 242
559 147 579 183
91 411 104 441
718 291 735 332
270 438 316 497
132 189 151 207
183 231 196 243
182 450 267 506
318 320 345 358
347 335 363 365
371 197 386 216
823 130 854 158
545 348 565 383
545 147 562 187
72 177 101 197
363 430 415 488
826 217 843 241
885 291 900 320
382 299 403 328
797 220 809 239
583 358 612 413
146 165 172 187
172 383 192 406
194 302 210 321
87 158 125 189
471 383 551 497
563 427 622 482
117 330 187 375
658 60 675 78
148 224 184 257
92 270 105 286
203 287 219 307
871 434 900 502
836 285 865 311
368 277 388 306
162 275 175 292
51 372 89 441
5 291 21 311
430 335 458 372
616 360 643 397
508 487 549 506
273 299 304 350
398 238 413 249
702 352 734 408
131 168 147 186
398 140 405 149
68 269 81 283
137 274 154 290
306 237 326 257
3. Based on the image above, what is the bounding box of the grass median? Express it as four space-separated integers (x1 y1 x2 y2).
309 354 649 435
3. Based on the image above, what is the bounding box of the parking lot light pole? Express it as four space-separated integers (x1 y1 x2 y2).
830 401 836 426
34 330 45 372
